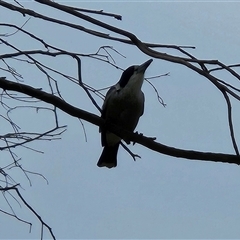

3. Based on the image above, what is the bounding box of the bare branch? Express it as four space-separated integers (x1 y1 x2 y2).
0 77 239 165
1 185 56 240
121 142 141 161
65 5 122 20
1 2 240 238
221 91 239 155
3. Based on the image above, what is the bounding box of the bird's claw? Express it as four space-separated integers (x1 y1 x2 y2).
132 131 143 145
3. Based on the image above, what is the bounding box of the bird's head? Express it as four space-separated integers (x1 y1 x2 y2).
117 59 153 91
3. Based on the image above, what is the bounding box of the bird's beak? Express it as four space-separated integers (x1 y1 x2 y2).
137 59 153 73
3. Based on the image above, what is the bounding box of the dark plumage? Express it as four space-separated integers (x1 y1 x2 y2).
97 59 152 168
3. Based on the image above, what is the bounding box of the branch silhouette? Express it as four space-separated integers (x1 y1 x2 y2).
1 0 239 155
0 77 239 165
0 185 56 240
1 1 240 238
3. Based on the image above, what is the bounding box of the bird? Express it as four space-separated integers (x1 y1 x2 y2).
97 59 153 168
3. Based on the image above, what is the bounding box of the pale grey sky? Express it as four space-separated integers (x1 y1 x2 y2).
1 1 240 239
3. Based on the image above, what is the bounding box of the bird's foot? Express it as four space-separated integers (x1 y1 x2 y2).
132 131 143 145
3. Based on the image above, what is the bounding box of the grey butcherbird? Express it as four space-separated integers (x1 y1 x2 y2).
97 59 153 168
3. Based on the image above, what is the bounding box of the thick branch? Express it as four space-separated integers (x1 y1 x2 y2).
0 77 239 165
2 1 240 101
32 0 240 103
0 77 100 126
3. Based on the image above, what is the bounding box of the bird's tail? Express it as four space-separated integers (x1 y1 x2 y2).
97 144 120 168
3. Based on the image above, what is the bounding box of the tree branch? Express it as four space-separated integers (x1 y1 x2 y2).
0 77 239 165
1 185 56 240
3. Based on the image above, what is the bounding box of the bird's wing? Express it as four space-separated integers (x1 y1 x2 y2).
101 85 118 119
140 91 145 116
100 85 119 146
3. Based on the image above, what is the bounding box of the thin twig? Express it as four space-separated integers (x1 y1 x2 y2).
221 91 239 155
120 142 141 161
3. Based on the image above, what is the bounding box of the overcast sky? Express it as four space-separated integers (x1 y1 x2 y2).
1 1 240 239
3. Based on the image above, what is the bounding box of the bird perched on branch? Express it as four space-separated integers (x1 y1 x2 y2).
97 59 153 168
